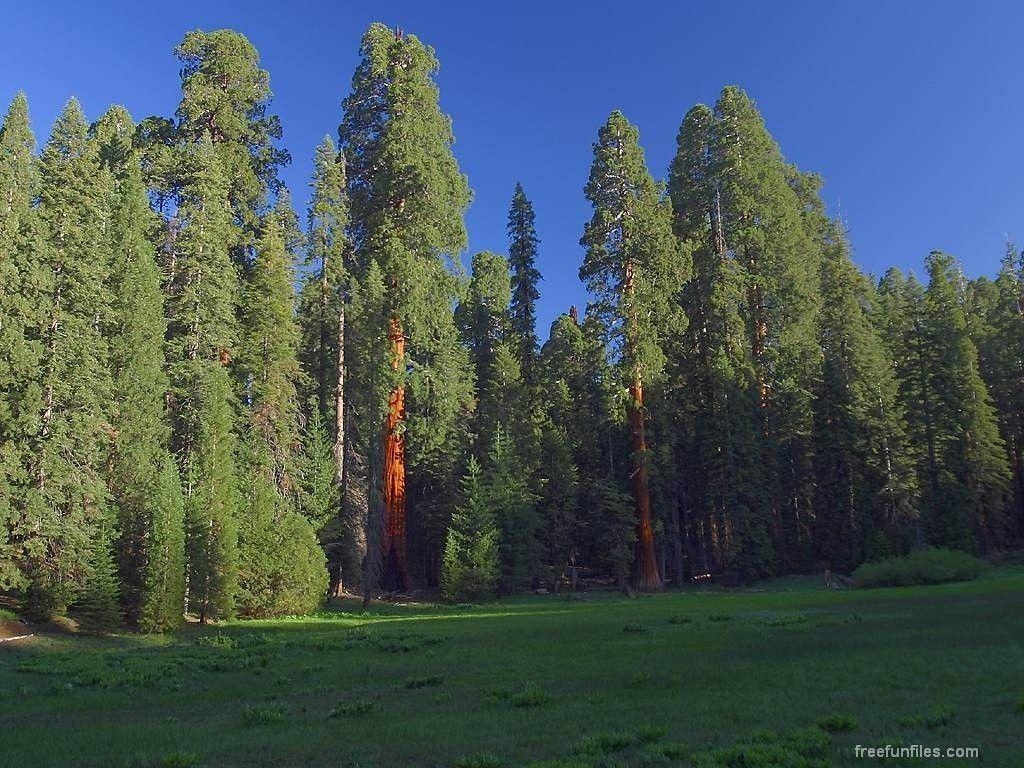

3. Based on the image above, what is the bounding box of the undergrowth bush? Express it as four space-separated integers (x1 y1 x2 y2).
852 548 987 588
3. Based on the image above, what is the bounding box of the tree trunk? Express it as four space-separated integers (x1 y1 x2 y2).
629 380 662 590
381 316 410 591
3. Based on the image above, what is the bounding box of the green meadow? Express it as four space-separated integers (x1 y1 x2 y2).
2 569 1022 768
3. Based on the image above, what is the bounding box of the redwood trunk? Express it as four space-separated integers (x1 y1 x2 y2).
629 380 662 590
381 317 410 591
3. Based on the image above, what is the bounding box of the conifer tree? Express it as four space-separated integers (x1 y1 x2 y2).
339 24 473 590
167 139 241 623
235 203 327 616
668 103 762 579
812 227 916 568
580 110 688 590
93 106 186 629
25 99 115 617
921 252 1011 549
709 86 822 574
0 93 46 592
970 247 1024 535
74 531 123 634
441 457 499 602
173 29 289 267
183 362 240 622
507 183 541 382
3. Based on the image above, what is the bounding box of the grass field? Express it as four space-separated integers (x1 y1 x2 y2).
1 569 1022 767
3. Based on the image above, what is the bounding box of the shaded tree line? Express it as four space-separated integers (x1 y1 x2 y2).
1 26 1021 628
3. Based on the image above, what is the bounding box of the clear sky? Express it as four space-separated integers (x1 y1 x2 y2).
3 1 1021 337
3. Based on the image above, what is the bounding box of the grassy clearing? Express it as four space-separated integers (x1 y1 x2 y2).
1 568 1022 767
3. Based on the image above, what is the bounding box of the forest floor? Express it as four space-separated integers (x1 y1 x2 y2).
1 569 1022 767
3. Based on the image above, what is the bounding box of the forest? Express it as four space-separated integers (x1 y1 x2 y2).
1 23 1022 633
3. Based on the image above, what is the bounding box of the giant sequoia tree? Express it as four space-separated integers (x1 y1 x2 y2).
580 111 689 590
339 24 473 592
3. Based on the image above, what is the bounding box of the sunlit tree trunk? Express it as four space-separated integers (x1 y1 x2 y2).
381 316 410 590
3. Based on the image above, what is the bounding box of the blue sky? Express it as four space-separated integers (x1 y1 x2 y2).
3 1 1022 337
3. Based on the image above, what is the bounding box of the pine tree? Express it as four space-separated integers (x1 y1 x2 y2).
25 99 115 618
921 252 1011 549
441 457 499 602
183 362 240 622
668 102 762 579
486 427 541 592
74 531 123 634
710 87 823 574
93 106 186 629
174 29 289 267
339 24 473 591
0 93 46 592
970 247 1024 536
167 139 241 623
580 110 689 590
507 183 541 382
812 227 916 569
235 202 327 616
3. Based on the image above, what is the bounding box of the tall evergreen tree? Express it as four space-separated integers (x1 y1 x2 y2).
167 138 241 623
668 102 762 579
921 252 1011 549
710 87 823 574
812 227 916 569
580 110 689 590
173 29 289 268
235 203 326 616
0 93 46 592
25 99 115 617
507 183 541 382
339 24 473 591
93 106 186 630
970 247 1024 536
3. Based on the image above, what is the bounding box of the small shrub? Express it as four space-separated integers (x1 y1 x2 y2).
635 724 668 743
816 714 858 733
694 726 829 767
454 753 502 768
852 548 987 588
195 633 236 649
240 703 287 726
329 698 377 718
707 614 732 622
574 731 637 755
622 623 647 633
161 752 200 768
511 684 552 708
1016 695 1024 714
630 672 652 687
404 675 444 689
898 705 954 731
668 615 692 625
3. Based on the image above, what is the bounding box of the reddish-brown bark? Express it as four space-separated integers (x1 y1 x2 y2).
382 316 410 591
629 380 662 590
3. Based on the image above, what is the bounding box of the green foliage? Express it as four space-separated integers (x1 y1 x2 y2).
815 714 858 733
24 98 115 618
442 458 500 602
329 698 377 718
0 93 46 593
183 363 240 622
507 183 542 381
454 753 503 768
74 534 123 634
852 548 988 588
240 702 288 726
